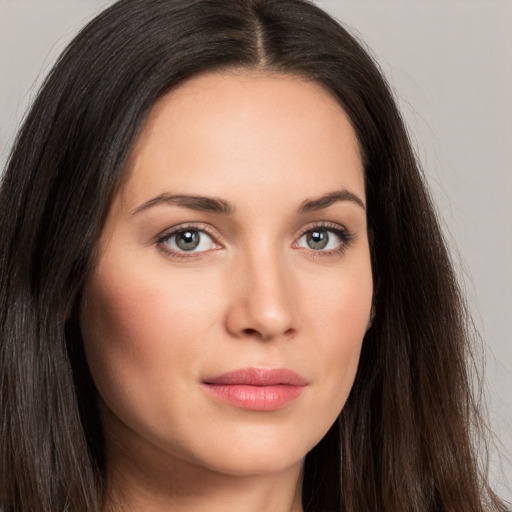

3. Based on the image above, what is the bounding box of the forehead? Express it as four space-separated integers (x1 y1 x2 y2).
119 70 365 209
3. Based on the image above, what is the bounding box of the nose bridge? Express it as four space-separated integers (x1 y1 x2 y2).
226 237 297 340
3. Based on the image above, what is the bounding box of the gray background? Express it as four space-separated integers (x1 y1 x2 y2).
1 0 510 499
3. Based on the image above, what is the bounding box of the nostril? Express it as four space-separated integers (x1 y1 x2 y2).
242 328 261 338
240 327 296 340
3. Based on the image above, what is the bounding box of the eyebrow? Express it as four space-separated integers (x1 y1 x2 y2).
131 188 365 216
298 189 366 213
131 193 234 215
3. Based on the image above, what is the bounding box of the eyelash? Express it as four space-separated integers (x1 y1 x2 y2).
155 221 355 260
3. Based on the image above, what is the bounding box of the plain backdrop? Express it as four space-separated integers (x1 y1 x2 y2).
1 0 511 500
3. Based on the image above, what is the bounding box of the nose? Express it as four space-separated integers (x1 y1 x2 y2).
225 250 298 341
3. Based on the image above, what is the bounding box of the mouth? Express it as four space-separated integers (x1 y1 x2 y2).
202 367 308 411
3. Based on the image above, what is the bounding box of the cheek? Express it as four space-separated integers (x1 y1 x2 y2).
81 254 217 357
299 256 372 416
79 261 211 421
81 271 166 370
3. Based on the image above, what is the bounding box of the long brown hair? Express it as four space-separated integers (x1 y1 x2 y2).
0 1 507 511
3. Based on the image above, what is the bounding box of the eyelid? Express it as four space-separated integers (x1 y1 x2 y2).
295 220 350 240
156 222 220 241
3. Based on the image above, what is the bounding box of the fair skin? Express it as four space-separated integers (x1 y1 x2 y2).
80 70 373 512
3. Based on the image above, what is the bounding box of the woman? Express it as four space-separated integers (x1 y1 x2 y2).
0 0 507 511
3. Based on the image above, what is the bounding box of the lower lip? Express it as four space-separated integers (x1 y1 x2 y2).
203 384 305 411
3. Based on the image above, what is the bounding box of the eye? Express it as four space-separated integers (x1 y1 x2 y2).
297 229 339 251
159 227 218 254
296 224 354 254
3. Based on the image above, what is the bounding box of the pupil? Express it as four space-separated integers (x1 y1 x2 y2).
307 230 328 250
176 230 199 250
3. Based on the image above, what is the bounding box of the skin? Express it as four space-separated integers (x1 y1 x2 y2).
80 70 373 512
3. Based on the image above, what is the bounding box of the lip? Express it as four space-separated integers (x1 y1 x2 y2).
202 367 308 411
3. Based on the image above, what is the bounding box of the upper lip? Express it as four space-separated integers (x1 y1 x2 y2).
203 367 308 386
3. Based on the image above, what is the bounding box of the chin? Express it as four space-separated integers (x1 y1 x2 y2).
195 444 307 477
163 420 330 478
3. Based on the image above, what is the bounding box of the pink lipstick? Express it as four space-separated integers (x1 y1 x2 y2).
203 367 307 411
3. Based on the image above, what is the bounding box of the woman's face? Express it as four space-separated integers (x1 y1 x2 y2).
80 71 373 478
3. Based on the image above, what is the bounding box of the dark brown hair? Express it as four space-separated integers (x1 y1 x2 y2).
0 1 507 511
